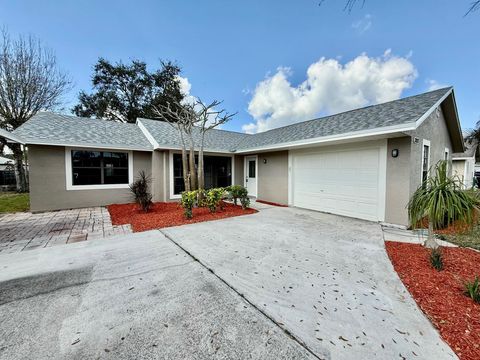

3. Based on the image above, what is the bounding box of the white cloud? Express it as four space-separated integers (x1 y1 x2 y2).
176 75 196 105
426 79 448 91
352 14 373 34
175 75 224 129
242 50 418 134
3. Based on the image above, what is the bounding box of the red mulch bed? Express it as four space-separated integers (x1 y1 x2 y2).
107 202 257 232
256 199 288 207
386 242 480 360
417 210 479 236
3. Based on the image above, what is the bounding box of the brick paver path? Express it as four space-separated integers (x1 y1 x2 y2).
0 207 132 254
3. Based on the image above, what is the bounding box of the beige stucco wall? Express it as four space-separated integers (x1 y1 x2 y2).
385 137 411 226
407 106 453 196
151 150 166 202
257 151 289 205
234 155 244 186
29 145 152 212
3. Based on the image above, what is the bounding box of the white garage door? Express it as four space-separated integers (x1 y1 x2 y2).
291 145 386 222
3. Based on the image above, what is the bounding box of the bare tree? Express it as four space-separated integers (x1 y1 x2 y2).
154 98 235 194
0 29 71 192
467 1 480 15
195 100 235 191
321 0 480 15
153 101 196 192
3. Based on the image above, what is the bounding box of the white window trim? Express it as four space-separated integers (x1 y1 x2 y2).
444 147 450 161
243 155 258 198
65 147 133 191
421 139 431 183
168 150 235 200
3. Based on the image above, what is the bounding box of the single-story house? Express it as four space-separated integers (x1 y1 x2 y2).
452 141 478 189
1 87 464 227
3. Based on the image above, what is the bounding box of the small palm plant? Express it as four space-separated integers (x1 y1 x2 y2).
129 171 153 212
408 161 478 248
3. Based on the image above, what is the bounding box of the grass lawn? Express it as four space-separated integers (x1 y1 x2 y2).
442 223 480 251
0 192 30 213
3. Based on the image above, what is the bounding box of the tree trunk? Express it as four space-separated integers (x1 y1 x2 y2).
424 221 439 249
188 139 197 190
181 147 190 192
198 142 205 191
10 143 28 193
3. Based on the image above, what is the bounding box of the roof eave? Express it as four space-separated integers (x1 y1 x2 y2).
234 123 416 154
0 129 25 144
19 140 153 152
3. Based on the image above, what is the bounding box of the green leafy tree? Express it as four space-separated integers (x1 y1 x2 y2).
73 58 183 123
466 119 480 151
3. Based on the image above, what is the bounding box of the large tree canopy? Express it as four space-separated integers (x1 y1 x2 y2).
73 58 184 123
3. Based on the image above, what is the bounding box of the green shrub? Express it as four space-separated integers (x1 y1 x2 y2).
240 195 250 210
181 190 197 219
226 185 250 209
129 171 153 212
196 189 207 208
429 247 443 271
205 188 226 213
464 276 480 303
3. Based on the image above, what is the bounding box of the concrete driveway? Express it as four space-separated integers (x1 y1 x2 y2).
0 206 456 359
162 206 457 360
0 231 311 360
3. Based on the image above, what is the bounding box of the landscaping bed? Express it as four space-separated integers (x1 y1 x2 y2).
386 241 480 360
108 202 257 232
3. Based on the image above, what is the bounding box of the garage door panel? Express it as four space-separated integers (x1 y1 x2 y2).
292 147 384 221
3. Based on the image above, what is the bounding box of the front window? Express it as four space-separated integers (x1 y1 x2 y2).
172 153 232 195
72 150 129 186
422 144 430 184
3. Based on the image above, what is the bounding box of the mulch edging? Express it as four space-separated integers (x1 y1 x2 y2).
107 202 257 232
385 241 480 360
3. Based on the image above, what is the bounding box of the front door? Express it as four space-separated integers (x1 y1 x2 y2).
245 156 257 197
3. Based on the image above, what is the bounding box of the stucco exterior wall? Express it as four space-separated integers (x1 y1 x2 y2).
29 145 152 212
385 137 411 226
407 106 453 196
257 151 288 205
151 150 166 202
234 155 244 186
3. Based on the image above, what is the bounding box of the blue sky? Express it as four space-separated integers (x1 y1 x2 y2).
0 0 478 133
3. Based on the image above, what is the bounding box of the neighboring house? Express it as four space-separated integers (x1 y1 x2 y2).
0 156 16 190
1 87 464 227
452 142 477 188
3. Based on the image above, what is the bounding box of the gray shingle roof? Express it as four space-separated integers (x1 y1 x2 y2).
235 87 452 150
138 118 251 152
11 87 453 153
13 112 153 151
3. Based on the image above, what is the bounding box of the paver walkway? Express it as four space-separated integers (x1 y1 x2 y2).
0 207 131 254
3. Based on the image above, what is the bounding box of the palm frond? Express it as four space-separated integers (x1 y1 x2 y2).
408 161 479 230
